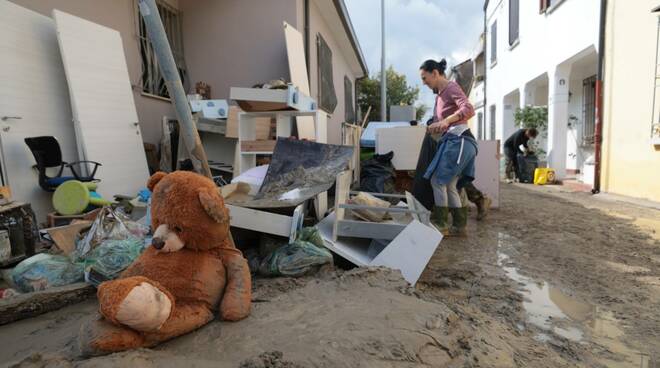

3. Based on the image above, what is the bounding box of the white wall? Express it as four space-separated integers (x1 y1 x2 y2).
485 0 600 177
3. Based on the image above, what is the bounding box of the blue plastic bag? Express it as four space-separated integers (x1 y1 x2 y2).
11 253 84 292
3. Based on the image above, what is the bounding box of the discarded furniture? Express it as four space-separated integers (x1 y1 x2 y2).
360 121 413 148
24 136 101 192
0 202 39 268
54 10 150 198
375 126 426 171
342 123 363 186
233 110 327 179
331 171 431 241
0 2 79 222
473 140 501 207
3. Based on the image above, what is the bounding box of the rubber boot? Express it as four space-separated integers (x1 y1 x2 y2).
476 196 492 221
448 207 468 237
431 206 449 235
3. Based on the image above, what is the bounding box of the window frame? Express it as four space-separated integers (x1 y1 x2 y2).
136 0 187 100
490 21 498 67
509 0 520 47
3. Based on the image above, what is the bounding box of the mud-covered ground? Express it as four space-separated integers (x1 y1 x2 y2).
1 184 658 367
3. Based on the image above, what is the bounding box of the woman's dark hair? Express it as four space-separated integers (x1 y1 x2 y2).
420 59 447 75
527 128 539 138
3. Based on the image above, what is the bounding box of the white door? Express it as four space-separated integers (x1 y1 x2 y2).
0 1 78 222
53 10 149 199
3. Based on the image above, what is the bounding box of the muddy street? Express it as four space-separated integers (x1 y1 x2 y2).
1 184 659 368
420 184 660 367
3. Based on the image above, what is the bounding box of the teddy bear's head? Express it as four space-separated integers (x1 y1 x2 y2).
147 171 230 252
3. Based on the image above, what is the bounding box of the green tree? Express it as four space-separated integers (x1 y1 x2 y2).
514 106 548 131
357 66 426 122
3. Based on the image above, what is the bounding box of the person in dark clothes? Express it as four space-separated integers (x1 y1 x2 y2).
503 128 538 182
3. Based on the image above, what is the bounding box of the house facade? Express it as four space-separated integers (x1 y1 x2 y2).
484 0 601 181
10 0 368 146
600 1 660 202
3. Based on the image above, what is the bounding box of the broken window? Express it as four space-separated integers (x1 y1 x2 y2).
137 1 187 99
344 76 355 123
509 0 519 46
317 34 337 113
490 21 498 65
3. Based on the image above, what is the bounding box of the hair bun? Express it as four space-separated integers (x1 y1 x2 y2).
439 59 447 68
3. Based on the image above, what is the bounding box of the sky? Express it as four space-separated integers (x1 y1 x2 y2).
345 0 484 121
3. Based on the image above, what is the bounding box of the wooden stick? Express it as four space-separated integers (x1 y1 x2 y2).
361 106 372 128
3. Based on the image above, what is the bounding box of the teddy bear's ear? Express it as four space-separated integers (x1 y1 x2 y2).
147 172 168 192
198 187 229 224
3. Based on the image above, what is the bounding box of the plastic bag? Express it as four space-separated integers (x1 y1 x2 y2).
77 206 147 257
11 253 84 292
259 227 332 277
82 237 145 286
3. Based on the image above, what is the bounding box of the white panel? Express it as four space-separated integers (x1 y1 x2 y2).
53 10 149 198
226 204 292 238
375 127 426 170
474 140 500 208
0 1 78 221
283 22 315 140
371 220 442 285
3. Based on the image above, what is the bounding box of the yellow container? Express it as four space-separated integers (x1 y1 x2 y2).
534 168 556 185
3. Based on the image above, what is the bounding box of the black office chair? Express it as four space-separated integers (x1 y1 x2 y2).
24 136 101 192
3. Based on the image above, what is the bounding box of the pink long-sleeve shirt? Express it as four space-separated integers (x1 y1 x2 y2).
433 81 475 124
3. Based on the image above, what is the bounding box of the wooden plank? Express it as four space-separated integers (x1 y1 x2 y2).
241 140 276 153
370 221 443 285
336 220 406 240
53 10 149 198
474 140 500 208
225 105 241 138
375 127 426 170
46 221 92 255
333 171 352 241
226 204 292 238
283 22 315 140
0 282 95 326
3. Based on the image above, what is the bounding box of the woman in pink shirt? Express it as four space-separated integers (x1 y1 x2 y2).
417 59 478 237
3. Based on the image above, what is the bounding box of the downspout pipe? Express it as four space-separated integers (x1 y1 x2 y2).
593 0 607 193
483 1 488 136
304 0 310 81
138 0 212 179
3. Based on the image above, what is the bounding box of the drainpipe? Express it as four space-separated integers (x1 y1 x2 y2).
593 0 607 193
483 1 489 136
304 0 310 81
138 0 212 179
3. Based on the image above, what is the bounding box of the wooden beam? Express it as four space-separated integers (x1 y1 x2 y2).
240 140 277 153
0 282 95 326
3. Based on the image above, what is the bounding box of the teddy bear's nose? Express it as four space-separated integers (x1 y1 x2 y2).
152 237 165 250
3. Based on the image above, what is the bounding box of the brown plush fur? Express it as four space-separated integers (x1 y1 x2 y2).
79 171 252 357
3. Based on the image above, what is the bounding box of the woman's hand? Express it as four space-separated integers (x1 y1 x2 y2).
427 119 450 134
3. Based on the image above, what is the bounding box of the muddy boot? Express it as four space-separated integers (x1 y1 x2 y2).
476 196 492 221
431 206 449 234
448 207 468 237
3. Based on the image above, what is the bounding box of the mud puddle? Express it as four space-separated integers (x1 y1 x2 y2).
497 233 655 367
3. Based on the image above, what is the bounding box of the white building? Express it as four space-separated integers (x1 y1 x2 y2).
484 0 601 181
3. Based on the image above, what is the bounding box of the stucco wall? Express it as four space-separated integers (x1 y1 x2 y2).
179 0 297 100
11 0 177 145
308 0 358 144
601 0 660 202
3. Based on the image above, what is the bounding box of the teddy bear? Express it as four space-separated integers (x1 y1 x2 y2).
79 171 252 356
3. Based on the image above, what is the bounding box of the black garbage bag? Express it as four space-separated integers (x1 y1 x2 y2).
412 133 437 211
360 151 395 194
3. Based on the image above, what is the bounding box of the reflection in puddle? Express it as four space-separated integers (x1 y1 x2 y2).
497 233 654 367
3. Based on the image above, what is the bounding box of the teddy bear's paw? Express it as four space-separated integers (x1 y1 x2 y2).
116 282 172 332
